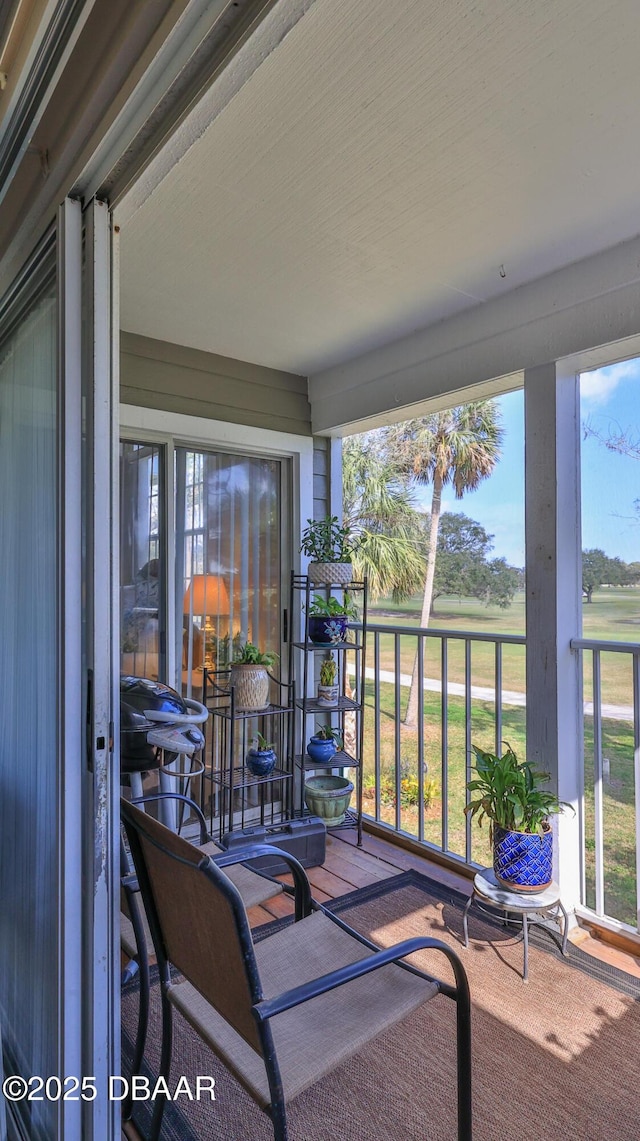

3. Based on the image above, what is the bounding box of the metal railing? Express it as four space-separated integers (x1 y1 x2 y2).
356 623 640 933
358 622 526 869
571 638 640 933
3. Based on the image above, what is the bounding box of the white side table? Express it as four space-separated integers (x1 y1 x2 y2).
462 867 569 981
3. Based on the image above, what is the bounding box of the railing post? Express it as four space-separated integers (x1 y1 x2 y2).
524 362 583 916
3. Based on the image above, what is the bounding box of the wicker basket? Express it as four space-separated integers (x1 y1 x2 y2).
307 561 352 586
229 663 270 711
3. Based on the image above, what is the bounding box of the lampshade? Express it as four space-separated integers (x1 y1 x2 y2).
183 574 230 617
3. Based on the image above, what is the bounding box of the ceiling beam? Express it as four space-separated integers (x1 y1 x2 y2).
309 231 640 434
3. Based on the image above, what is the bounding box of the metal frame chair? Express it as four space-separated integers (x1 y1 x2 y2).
122 799 472 1141
120 792 291 1118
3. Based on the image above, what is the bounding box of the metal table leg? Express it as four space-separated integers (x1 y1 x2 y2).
462 891 474 949
522 911 529 982
557 899 569 956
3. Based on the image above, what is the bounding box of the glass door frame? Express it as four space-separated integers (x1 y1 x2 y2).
119 406 314 694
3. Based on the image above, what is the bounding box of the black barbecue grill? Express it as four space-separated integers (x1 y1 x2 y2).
120 678 208 822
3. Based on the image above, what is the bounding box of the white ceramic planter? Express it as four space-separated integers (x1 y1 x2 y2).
307 560 352 586
317 683 339 707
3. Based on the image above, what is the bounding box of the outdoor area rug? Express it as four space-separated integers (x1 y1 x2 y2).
121 869 640 1140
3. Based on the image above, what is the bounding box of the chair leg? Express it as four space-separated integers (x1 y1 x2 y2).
149 987 173 1141
270 1096 288 1141
123 900 151 1120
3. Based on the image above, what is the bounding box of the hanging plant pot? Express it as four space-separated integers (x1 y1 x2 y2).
307 560 353 586
229 663 270 711
493 822 553 892
308 615 348 644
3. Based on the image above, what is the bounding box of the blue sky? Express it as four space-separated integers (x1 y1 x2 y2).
415 362 640 567
580 361 640 563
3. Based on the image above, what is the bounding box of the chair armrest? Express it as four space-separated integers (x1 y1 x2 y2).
253 935 470 1021
208 845 313 921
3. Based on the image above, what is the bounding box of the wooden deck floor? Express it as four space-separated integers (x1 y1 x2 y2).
246 825 640 978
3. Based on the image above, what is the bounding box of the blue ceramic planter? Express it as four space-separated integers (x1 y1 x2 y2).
306 736 338 764
493 823 553 892
308 615 348 645
245 747 277 777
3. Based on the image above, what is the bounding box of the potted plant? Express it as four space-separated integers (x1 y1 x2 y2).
245 732 277 776
304 773 354 827
464 742 573 892
306 724 343 764
317 657 339 707
300 514 356 585
308 594 357 644
229 641 278 711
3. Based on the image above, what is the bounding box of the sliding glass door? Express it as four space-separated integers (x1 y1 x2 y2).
176 447 284 695
120 442 166 681
0 241 60 1141
0 197 118 1140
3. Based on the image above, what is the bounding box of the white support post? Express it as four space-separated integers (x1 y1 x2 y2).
524 363 583 914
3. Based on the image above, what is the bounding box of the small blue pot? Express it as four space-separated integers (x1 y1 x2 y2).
306 736 338 764
308 615 348 644
493 823 553 892
245 747 277 777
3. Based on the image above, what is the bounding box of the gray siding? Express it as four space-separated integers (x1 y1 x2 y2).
120 332 311 436
313 437 329 520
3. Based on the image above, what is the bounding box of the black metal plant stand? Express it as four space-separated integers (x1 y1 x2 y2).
201 669 294 842
289 572 367 846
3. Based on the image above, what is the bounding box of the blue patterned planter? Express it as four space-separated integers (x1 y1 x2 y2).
308 616 348 644
493 823 553 892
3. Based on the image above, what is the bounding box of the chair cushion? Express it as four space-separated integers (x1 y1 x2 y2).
168 909 439 1107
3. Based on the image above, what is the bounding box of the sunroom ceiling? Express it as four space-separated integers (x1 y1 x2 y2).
120 0 640 377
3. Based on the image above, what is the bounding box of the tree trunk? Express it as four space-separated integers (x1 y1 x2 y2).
404 474 443 728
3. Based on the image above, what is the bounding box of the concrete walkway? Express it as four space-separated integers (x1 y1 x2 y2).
364 667 635 723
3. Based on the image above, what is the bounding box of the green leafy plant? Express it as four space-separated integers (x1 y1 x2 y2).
464 742 573 838
312 724 343 748
300 515 356 562
319 658 338 686
233 641 278 669
308 594 358 619
251 732 274 752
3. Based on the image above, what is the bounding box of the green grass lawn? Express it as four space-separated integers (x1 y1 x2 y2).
360 587 640 927
367 587 639 699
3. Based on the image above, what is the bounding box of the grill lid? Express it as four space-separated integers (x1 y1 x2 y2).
120 676 189 772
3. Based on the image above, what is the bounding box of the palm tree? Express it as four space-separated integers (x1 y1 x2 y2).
387 402 504 727
342 431 426 601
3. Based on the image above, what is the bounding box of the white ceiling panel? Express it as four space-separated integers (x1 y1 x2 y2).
120 0 640 374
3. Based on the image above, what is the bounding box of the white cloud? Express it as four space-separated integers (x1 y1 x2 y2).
580 360 640 407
